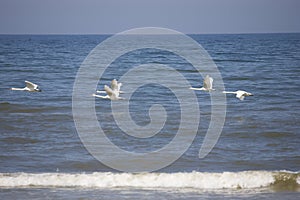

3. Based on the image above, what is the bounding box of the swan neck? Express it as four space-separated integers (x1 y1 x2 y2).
223 91 236 94
11 88 25 91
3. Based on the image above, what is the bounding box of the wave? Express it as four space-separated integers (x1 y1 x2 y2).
0 171 299 190
213 59 259 63
0 102 62 113
0 137 42 144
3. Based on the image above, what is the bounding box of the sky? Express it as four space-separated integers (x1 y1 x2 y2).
0 0 299 34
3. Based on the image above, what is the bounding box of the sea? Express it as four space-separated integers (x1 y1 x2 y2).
0 33 299 199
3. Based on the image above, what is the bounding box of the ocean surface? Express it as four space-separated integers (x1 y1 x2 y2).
0 33 299 199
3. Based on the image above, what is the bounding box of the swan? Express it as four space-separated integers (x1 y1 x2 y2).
93 85 124 100
189 75 215 92
222 90 253 101
10 80 42 92
96 79 124 94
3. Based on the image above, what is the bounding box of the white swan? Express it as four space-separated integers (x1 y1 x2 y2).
11 80 41 92
96 79 124 94
93 85 124 100
223 90 253 101
189 75 215 92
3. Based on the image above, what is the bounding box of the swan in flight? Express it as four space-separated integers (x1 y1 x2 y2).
223 90 253 101
189 75 215 92
10 80 42 92
93 85 124 100
96 79 124 94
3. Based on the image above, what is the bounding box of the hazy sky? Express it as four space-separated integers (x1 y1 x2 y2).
0 0 299 34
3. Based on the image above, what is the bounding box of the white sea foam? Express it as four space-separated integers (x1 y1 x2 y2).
0 171 298 189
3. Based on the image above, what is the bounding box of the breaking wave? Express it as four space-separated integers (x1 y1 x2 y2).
0 171 299 190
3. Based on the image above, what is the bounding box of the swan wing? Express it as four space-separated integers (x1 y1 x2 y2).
203 75 213 90
236 91 245 100
117 82 122 91
111 79 122 92
110 79 118 91
203 75 209 89
104 85 114 96
25 80 38 90
239 96 245 101
208 77 213 90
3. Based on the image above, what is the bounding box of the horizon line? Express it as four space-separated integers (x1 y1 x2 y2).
0 31 299 36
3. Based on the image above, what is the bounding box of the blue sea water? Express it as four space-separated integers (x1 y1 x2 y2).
0 33 299 199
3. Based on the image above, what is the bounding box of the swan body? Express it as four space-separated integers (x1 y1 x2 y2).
93 85 124 100
96 79 124 94
11 81 42 92
190 75 215 92
223 90 253 101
